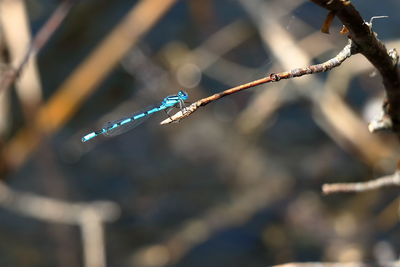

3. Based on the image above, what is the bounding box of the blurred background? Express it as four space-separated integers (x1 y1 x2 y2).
0 0 399 266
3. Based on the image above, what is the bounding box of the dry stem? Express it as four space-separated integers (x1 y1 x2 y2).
161 40 355 124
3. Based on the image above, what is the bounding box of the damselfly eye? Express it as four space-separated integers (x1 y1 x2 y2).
178 90 188 100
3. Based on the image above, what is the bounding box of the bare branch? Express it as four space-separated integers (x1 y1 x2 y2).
161 40 356 124
309 0 400 134
322 171 400 194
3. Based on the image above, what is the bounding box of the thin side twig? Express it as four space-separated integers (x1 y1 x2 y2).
322 171 400 194
161 40 356 124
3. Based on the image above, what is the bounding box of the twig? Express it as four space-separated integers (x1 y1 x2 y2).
161 40 356 124
322 171 400 194
0 0 77 93
309 0 400 134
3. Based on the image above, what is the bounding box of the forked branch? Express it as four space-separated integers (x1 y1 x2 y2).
310 0 400 134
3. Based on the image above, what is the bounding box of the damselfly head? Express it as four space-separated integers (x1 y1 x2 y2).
178 90 189 100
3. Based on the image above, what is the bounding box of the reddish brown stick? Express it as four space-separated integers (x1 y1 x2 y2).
161 40 355 124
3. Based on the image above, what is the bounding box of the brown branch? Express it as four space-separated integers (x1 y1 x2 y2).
322 171 400 194
161 40 356 124
309 0 400 134
0 0 77 93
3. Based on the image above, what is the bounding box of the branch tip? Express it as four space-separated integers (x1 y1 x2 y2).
323 171 400 195
368 15 389 26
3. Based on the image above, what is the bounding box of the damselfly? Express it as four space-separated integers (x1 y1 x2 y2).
81 90 188 142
